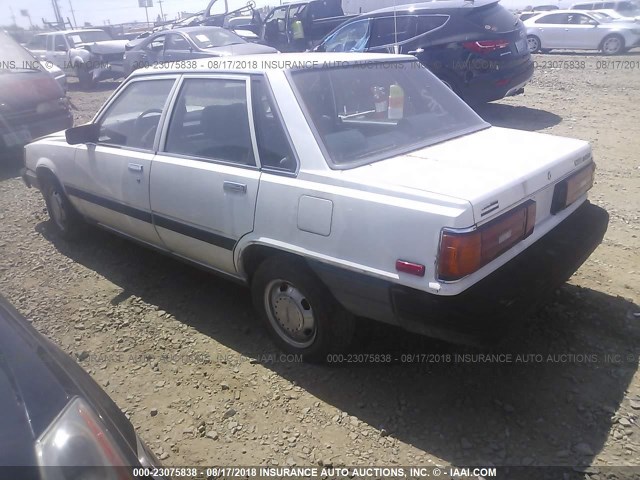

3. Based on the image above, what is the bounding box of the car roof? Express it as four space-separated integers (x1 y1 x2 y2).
129 52 417 77
367 0 499 15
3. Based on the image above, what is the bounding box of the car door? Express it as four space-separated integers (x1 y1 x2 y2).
62 76 178 246
150 75 261 274
140 34 166 66
51 34 70 71
163 33 193 61
263 6 290 51
564 13 604 48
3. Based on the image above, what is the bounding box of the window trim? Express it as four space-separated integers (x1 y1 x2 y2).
251 74 300 177
90 75 180 153
157 73 262 171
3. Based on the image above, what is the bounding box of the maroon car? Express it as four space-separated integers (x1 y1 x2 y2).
0 31 73 155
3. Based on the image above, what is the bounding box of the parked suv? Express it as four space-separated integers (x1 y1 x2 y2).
314 0 534 104
0 31 73 155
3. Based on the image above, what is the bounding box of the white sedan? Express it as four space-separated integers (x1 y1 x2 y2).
524 10 640 54
21 53 609 359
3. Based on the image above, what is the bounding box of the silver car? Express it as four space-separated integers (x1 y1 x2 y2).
524 10 640 54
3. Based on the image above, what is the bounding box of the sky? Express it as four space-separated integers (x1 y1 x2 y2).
1 0 278 28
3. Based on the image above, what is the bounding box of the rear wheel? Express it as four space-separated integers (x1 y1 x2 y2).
527 35 541 53
601 34 624 55
42 176 83 239
251 255 355 362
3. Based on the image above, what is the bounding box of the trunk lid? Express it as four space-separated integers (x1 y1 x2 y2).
341 126 592 224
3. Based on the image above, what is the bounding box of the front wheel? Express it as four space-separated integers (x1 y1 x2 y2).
251 256 355 362
42 178 83 240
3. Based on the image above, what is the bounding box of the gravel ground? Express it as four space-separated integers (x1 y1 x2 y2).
1 53 639 477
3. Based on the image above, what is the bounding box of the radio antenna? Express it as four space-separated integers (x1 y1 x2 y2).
393 0 399 53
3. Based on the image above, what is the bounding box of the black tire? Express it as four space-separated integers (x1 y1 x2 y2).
601 34 625 55
251 255 355 362
42 176 83 240
527 35 541 54
75 63 94 90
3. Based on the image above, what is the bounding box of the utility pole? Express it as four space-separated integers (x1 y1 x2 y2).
68 0 77 27
158 0 165 21
51 0 63 25
9 6 17 25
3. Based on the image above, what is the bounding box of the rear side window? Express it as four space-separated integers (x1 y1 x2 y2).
252 79 296 173
369 16 418 47
27 36 47 50
165 78 255 166
535 13 569 24
417 15 449 33
466 4 519 32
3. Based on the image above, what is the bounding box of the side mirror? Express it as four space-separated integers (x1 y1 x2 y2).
66 124 100 145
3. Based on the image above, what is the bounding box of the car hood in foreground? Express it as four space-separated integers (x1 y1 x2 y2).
79 39 128 54
341 126 591 223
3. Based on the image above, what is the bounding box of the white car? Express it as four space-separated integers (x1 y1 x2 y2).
524 10 640 54
21 53 608 359
594 8 640 21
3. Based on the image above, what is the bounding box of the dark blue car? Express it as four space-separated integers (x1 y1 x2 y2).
0 295 166 479
315 0 534 104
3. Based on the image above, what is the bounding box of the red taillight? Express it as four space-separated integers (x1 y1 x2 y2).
462 39 510 54
438 201 536 281
396 260 426 277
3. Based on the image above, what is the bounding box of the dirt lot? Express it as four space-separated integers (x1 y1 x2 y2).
1 53 639 477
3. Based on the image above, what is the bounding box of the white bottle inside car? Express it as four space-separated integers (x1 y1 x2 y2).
388 83 405 120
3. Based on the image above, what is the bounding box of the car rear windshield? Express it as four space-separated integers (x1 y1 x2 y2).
466 3 520 32
188 29 245 48
0 32 39 70
289 60 488 169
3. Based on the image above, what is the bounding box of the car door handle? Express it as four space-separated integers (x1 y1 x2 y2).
128 163 144 172
223 181 247 194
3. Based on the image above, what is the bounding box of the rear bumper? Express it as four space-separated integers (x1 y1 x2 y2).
310 201 609 345
463 59 534 104
0 110 73 150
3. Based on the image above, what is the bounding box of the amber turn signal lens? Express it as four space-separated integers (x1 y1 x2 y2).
438 200 536 281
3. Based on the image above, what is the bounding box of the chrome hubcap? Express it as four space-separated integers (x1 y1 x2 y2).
603 38 620 54
264 280 316 348
527 37 538 52
49 190 67 231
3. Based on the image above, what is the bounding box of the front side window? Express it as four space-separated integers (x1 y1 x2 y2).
54 36 67 51
166 34 190 51
146 35 166 52
369 16 418 48
97 79 175 150
165 78 255 166
290 61 488 169
321 19 371 52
